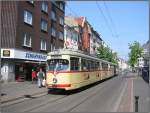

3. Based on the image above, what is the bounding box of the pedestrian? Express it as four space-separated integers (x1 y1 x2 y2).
31 69 36 84
37 68 45 88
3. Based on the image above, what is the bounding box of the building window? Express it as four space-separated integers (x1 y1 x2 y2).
51 11 56 21
59 2 64 11
41 19 48 32
51 44 55 51
51 27 56 37
24 10 32 25
41 1 48 13
59 31 63 40
59 17 64 25
40 39 47 50
23 33 32 47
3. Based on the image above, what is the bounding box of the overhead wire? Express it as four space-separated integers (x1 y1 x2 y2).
65 1 117 50
65 3 79 27
66 2 104 38
65 3 79 17
103 1 119 38
95 1 115 38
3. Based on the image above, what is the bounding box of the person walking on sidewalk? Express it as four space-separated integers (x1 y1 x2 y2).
31 69 36 84
37 68 45 88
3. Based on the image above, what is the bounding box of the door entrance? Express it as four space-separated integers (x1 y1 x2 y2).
15 63 39 81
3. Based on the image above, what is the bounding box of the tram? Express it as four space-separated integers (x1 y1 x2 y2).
46 49 118 90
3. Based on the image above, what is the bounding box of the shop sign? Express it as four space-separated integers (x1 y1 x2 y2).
1 49 47 61
14 50 47 61
3 50 10 57
25 52 47 61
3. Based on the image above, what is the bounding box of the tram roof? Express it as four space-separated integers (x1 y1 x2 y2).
48 49 117 66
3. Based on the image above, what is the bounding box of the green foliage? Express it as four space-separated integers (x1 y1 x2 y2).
96 44 106 59
128 41 143 67
96 44 118 64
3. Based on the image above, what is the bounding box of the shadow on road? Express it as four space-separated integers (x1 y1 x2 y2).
47 75 116 95
1 93 7 96
24 95 37 99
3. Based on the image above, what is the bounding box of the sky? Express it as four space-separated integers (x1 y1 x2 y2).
65 1 149 60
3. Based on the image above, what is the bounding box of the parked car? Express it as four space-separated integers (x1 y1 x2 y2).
142 66 149 83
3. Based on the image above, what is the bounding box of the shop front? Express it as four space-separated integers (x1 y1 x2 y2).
1 49 47 82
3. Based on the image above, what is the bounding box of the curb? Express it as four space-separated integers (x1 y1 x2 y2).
1 90 47 104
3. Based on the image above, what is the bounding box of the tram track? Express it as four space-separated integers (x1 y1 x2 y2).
2 75 125 112
2 94 68 112
19 79 111 112
1 91 47 107
22 94 68 112
27 76 124 112
67 76 126 112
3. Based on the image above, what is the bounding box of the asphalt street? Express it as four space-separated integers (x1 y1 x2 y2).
1 72 149 112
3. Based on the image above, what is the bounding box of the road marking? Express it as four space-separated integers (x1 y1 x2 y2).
113 80 127 112
130 78 133 112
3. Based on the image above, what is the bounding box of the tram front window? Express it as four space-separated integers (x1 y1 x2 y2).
47 59 69 71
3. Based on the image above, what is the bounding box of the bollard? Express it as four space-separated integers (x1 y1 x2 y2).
135 96 139 112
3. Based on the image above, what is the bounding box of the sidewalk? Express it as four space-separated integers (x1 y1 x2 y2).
133 74 150 112
117 72 134 112
117 72 150 112
0 81 47 103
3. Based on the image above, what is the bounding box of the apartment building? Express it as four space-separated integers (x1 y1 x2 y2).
1 1 65 82
64 16 91 53
64 16 103 56
75 17 90 53
90 28 102 55
64 16 83 50
137 40 149 68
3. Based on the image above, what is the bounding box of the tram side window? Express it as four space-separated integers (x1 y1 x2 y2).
95 62 100 70
102 63 108 70
110 65 114 70
87 60 91 70
90 61 95 70
70 57 79 71
81 59 87 70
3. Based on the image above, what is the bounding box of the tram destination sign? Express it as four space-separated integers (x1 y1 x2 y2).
51 55 62 59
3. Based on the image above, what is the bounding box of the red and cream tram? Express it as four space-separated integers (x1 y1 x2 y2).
46 49 118 90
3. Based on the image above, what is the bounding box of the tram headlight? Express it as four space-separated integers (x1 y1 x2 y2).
53 78 57 83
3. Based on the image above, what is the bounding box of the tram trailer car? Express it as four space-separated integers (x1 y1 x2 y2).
46 49 118 90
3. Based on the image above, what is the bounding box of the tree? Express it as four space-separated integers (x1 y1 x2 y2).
96 44 107 60
96 44 118 64
111 52 118 64
128 41 143 67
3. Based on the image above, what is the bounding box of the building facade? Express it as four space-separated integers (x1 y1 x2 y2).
142 40 149 67
64 16 103 56
117 58 129 71
1 1 65 82
64 16 80 50
75 17 90 53
136 40 149 68
94 30 102 55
